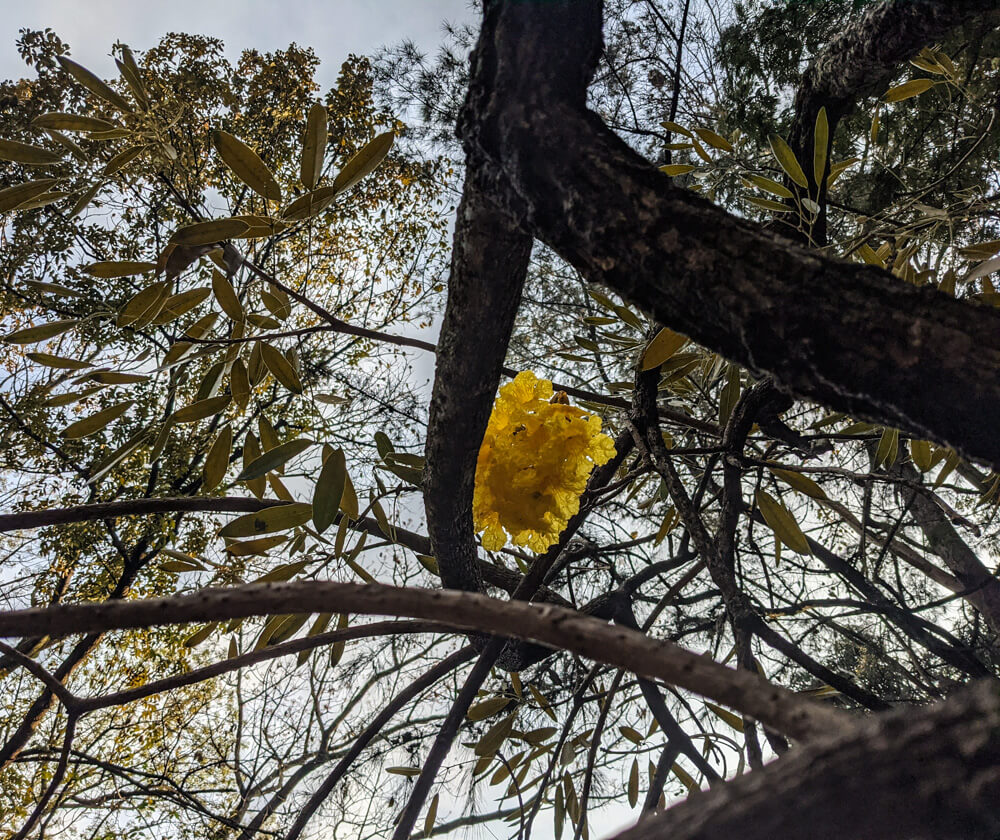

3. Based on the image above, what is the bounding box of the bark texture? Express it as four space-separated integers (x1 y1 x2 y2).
461 0 1000 470
614 679 1000 840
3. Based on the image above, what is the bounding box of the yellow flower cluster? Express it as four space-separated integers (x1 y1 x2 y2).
473 371 616 553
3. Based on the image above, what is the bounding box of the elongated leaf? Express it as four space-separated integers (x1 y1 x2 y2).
659 164 696 176
693 127 732 152
874 427 899 468
4 319 78 344
641 328 688 370
58 56 132 112
153 287 211 325
203 425 233 490
474 712 516 757
746 196 792 213
0 139 63 165
468 697 513 722
0 178 64 213
260 342 303 393
103 145 145 176
218 502 312 538
301 102 328 189
424 793 439 839
769 467 827 500
743 173 794 200
32 113 116 132
26 352 91 370
238 438 312 481
212 270 245 321
755 489 811 555
14 190 70 211
281 186 339 221
313 448 346 533
116 46 149 109
117 281 170 327
884 79 935 102
705 702 744 732
212 130 281 201
813 106 829 187
170 218 250 246
85 260 157 278
910 438 933 472
332 131 394 195
171 395 231 424
628 758 639 808
23 280 80 297
62 400 132 438
767 133 808 188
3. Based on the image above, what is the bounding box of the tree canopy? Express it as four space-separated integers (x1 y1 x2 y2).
1 2 1000 838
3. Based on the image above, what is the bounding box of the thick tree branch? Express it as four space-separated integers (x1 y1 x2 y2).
462 0 1000 470
0 581 848 741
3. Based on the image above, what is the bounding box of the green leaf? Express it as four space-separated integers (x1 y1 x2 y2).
474 712 516 757
58 56 132 112
755 489 811 555
218 502 313 538
467 697 513 721
153 287 211 325
313 448 346 534
103 145 145 176
212 270 245 322
743 174 794 200
115 46 149 109
260 342 303 394
212 130 281 201
659 164 696 176
641 328 688 370
910 439 933 472
767 133 808 189
4 319 78 344
813 106 828 187
884 79 936 102
26 352 91 370
746 196 792 213
281 186 339 221
23 280 81 297
693 127 732 152
61 400 133 439
85 260 157 278
116 281 171 327
300 102 328 189
628 758 639 808
0 139 63 165
170 218 250 246
874 427 899 468
203 425 233 491
171 395 231 424
769 467 827 500
237 439 312 481
32 113 116 133
619 726 644 744
705 702 744 732
332 131 394 195
0 178 64 213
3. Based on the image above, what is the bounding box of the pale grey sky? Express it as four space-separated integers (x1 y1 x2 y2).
0 0 476 87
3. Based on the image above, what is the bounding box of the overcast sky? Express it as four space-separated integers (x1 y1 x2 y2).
0 0 476 87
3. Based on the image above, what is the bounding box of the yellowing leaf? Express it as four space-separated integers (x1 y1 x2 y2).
171 395 231 424
61 400 133 439
260 342 303 394
874 427 899 468
659 164 696 176
768 133 807 189
313 448 346 534
424 793 439 839
300 102 328 189
26 353 91 370
212 270 245 322
884 79 936 102
755 489 811 555
0 178 64 213
0 139 62 165
203 425 232 490
641 328 688 370
32 112 116 133
705 702 744 732
281 186 339 221
769 467 827 500
103 145 145 176
693 127 732 152
85 260 157 278
743 173 794 200
4 319 78 344
333 131 394 195
117 282 171 328
659 120 692 137
57 56 132 112
218 502 313 538
170 218 250 246
813 106 828 187
237 439 312 481
910 439 933 472
212 130 281 201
